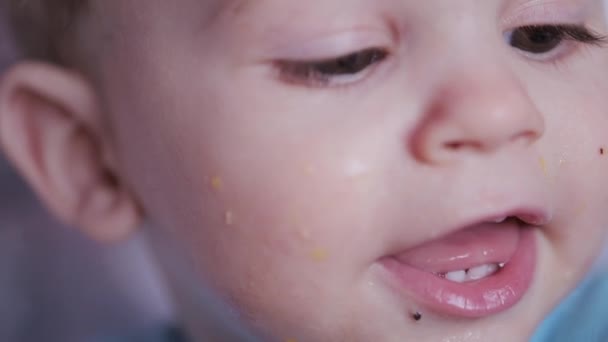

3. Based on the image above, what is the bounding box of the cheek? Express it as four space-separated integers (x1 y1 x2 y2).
165 155 369 333
537 89 608 264
186 139 374 274
153 95 399 325
161 90 382 263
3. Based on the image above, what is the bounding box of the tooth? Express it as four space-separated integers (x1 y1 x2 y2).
493 217 507 223
466 264 499 281
445 270 467 283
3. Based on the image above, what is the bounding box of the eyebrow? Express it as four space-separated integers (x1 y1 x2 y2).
503 0 601 24
510 0 597 10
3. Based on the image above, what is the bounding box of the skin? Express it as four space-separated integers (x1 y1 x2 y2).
1 0 608 341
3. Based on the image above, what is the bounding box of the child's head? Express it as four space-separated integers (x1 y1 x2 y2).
3 0 608 341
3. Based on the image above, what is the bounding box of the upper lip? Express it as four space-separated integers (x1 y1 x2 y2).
396 205 552 253
478 206 551 227
378 196 553 261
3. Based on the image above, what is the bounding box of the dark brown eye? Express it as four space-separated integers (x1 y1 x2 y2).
279 48 388 86
508 24 607 56
309 48 387 76
509 25 564 54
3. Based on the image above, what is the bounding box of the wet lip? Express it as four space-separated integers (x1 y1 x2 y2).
378 215 540 318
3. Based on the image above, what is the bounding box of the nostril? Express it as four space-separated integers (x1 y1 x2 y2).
443 140 482 151
444 141 462 150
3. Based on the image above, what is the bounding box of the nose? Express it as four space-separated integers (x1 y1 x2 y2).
410 65 545 164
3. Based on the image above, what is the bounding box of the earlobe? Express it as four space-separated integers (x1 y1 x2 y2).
0 62 141 242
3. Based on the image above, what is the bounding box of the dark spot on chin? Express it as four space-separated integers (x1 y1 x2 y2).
601 147 605 155
412 311 422 321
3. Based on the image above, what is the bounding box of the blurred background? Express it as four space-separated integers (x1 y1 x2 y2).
0 5 174 342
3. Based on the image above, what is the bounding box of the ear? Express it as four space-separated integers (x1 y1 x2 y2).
0 62 141 242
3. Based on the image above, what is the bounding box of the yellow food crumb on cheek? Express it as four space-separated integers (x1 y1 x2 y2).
304 164 316 175
539 157 548 177
311 247 329 262
210 176 223 191
573 202 587 217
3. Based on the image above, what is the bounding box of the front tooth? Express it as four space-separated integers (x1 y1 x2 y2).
493 217 507 223
445 270 467 283
467 263 499 281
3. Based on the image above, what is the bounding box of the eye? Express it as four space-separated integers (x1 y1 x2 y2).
508 24 606 55
305 48 387 76
509 26 562 54
276 48 388 87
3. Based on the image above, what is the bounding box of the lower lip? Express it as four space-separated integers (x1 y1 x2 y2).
378 227 536 318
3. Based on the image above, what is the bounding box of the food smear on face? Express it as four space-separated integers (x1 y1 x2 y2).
304 164 316 175
210 176 223 191
311 247 329 262
539 157 548 177
574 202 587 217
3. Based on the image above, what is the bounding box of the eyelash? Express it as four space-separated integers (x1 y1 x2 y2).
507 24 607 59
275 48 389 88
275 24 607 88
544 25 606 44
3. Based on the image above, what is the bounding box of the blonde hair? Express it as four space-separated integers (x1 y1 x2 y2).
7 0 86 63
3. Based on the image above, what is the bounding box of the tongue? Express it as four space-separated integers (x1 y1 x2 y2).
395 221 521 273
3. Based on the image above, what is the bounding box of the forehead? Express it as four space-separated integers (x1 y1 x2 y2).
213 0 602 17
88 0 605 45
95 0 603 21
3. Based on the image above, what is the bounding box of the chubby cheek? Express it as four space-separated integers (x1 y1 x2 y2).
167 121 387 327
108 63 395 334
538 88 608 271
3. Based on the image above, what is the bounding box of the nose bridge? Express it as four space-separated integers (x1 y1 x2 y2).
410 62 545 164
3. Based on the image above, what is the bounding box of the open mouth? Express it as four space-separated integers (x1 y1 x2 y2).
378 214 541 318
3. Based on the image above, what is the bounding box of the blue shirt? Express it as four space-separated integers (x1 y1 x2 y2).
531 271 608 342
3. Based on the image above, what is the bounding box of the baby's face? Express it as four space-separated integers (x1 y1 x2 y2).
91 0 608 340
